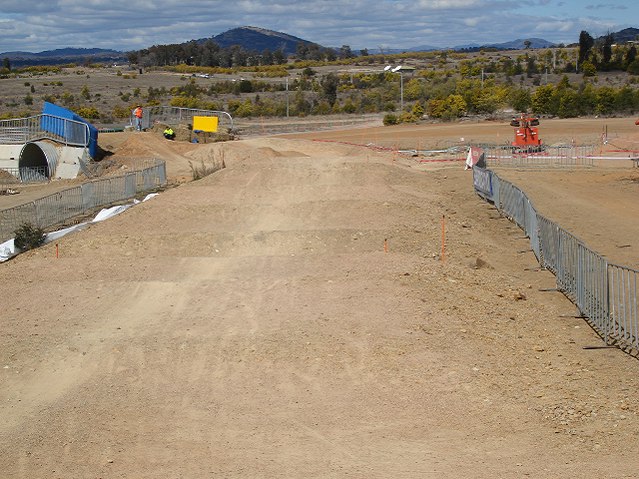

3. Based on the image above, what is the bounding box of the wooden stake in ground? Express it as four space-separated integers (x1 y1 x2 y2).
441 215 446 262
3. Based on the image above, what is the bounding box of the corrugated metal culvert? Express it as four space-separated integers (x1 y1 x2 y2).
19 141 59 181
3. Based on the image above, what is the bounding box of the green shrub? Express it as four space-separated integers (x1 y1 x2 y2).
383 113 398 126
112 105 131 119
14 223 45 251
627 59 639 75
581 60 597 77
74 106 100 119
399 111 418 123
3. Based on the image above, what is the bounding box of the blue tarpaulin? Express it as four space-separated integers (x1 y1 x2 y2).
40 102 98 158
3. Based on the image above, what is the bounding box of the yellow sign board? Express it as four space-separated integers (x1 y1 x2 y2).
192 116 219 133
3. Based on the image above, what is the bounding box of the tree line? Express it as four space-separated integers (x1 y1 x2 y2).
2 28 638 124
577 30 638 75
127 40 355 68
107 70 639 123
2 65 636 125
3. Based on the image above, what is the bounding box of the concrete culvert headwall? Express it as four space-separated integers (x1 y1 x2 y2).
19 141 59 181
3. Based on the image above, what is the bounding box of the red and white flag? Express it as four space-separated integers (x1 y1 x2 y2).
465 146 485 169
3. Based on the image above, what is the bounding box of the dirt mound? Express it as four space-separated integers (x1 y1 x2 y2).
99 133 329 183
0 169 16 182
241 136 391 160
254 146 309 158
110 132 200 158
103 132 209 182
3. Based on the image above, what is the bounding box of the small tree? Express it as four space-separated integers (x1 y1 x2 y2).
526 55 538 77
510 88 531 112
578 30 595 67
627 59 639 75
601 32 614 71
321 73 339 107
581 60 597 77
624 46 637 70
339 45 354 59
531 84 555 114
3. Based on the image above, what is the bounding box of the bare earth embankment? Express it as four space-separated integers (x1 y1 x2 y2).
2 117 639 478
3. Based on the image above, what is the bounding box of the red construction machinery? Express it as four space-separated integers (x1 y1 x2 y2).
510 113 543 152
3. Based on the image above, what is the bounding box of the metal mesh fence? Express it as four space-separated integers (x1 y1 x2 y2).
0 159 166 243
0 167 49 184
130 106 234 131
481 144 596 168
609 264 639 352
473 166 639 356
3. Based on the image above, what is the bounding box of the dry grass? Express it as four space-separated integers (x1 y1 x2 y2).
188 151 226 180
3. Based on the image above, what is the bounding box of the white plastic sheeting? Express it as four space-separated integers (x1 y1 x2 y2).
0 193 158 262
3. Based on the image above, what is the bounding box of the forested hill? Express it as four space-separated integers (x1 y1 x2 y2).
207 26 314 55
608 28 639 44
0 48 126 67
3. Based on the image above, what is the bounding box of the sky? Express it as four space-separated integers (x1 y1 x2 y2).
0 0 637 54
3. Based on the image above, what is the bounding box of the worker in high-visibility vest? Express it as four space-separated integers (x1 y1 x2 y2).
163 126 175 140
133 105 143 131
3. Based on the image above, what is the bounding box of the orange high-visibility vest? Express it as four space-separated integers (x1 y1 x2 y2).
134 107 143 118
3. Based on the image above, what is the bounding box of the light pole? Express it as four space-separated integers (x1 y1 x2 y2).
286 76 289 118
384 65 404 112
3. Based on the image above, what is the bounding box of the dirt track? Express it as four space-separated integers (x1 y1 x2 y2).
2 118 639 477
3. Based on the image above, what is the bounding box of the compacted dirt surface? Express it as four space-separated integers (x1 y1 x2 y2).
2 117 639 478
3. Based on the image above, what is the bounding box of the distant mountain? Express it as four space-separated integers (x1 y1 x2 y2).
600 27 639 44
0 47 127 66
367 48 411 55
453 38 556 51
451 43 482 51
205 26 317 55
489 38 556 49
3 26 637 68
405 44 440 53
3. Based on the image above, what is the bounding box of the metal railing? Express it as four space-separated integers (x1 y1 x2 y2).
608 264 639 351
0 114 91 148
473 165 639 355
0 166 49 184
130 106 234 131
479 144 596 168
0 159 166 243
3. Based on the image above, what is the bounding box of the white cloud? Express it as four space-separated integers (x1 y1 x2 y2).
0 0 637 53
534 20 575 33
416 0 484 8
463 16 489 27
585 3 629 11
